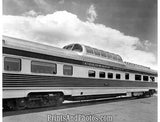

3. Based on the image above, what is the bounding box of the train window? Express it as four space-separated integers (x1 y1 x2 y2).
108 73 113 79
117 56 122 62
63 46 67 49
99 71 105 78
4 57 21 71
150 77 155 82
143 76 148 81
112 55 117 60
63 65 73 75
88 70 96 77
135 75 141 81
31 61 57 74
116 74 121 79
94 49 100 56
86 46 94 54
101 51 106 57
65 44 73 50
107 53 112 59
125 73 129 80
72 44 83 52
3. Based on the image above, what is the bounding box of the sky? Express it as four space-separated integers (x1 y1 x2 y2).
2 0 157 69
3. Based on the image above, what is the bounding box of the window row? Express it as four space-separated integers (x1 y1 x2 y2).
4 57 73 76
85 46 123 62
88 70 122 79
4 57 155 82
88 70 155 82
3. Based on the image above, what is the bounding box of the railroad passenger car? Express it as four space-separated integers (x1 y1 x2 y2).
2 35 157 110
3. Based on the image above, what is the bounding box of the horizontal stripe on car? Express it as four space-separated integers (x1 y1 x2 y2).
3 73 157 88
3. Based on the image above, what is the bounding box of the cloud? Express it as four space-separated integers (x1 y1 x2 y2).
2 11 157 69
143 40 152 50
22 10 38 17
86 5 97 23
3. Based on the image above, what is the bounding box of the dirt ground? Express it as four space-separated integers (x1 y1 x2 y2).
3 95 157 122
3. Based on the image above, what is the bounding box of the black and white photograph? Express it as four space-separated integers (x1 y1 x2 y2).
2 0 158 122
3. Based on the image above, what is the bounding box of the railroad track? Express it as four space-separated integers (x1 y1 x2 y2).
3 96 143 117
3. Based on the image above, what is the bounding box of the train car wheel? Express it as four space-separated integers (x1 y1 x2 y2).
56 97 64 106
55 94 64 106
15 98 27 110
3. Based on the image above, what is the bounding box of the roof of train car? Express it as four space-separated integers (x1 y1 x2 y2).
3 35 83 61
2 35 157 76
